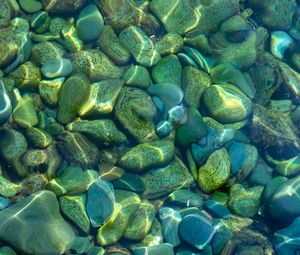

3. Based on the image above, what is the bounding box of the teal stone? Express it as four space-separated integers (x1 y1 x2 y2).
0 81 12 124
262 176 288 204
113 173 145 193
175 107 207 148
152 96 164 112
123 65 151 88
179 213 216 250
0 196 9 210
167 105 186 125
0 246 17 255
76 4 104 42
0 191 75 255
155 33 183 56
60 24 83 52
204 200 231 219
147 84 183 113
156 120 172 137
211 220 232 254
177 245 212 255
248 161 272 186
266 176 300 225
47 165 89 196
141 158 195 199
273 216 300 255
151 55 182 86
41 58 73 78
87 247 105 255
159 207 182 246
59 194 90 233
133 243 174 255
71 237 91 254
119 26 161 67
270 32 293 59
30 11 48 29
177 52 198 67
19 0 42 14
166 189 203 207
87 179 115 227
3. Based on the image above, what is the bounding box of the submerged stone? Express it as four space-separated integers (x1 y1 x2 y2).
0 190 75 255
87 179 115 227
113 173 145 193
41 58 72 78
123 65 151 88
133 243 174 255
166 189 203 208
0 81 12 124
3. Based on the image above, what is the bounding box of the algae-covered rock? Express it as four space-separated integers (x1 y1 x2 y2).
0 190 75 255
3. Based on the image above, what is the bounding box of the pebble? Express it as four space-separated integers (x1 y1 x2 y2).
0 81 12 124
0 196 9 210
41 58 73 78
113 173 145 193
166 189 203 207
133 243 174 255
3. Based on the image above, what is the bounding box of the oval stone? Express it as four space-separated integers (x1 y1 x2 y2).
41 58 73 78
0 81 12 124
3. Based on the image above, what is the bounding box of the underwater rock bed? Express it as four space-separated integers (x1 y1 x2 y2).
1 0 300 254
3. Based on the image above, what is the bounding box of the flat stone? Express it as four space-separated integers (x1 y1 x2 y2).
113 173 145 193
133 243 174 255
166 189 203 207
0 190 75 255
41 58 73 78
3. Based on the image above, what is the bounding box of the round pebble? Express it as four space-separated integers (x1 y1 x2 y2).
41 58 73 78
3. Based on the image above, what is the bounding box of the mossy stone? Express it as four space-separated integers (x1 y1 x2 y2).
25 127 52 148
123 65 151 88
155 33 183 55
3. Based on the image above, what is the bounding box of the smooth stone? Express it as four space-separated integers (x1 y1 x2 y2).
71 237 91 254
248 161 272 186
59 194 90 233
273 216 300 255
179 213 216 250
47 165 89 196
41 58 73 78
113 173 145 193
155 33 183 56
0 176 20 198
263 176 288 205
141 158 195 199
98 163 125 182
118 140 175 173
87 179 115 227
176 245 212 255
198 148 231 193
30 11 48 29
0 196 9 210
60 24 83 52
270 31 293 59
166 189 203 207
19 0 43 13
156 120 172 137
124 200 155 240
123 65 151 88
211 220 232 254
119 26 161 67
76 4 104 42
0 246 17 255
0 190 75 255
228 184 263 217
133 243 174 255
159 207 182 246
167 105 187 125
39 77 64 106
204 200 231 219
87 247 105 255
266 176 300 225
0 81 12 124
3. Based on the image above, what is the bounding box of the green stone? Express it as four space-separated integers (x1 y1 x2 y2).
166 189 203 207
70 49 123 81
67 119 127 146
119 26 161 67
59 194 90 233
98 163 125 182
60 24 83 52
123 65 151 88
0 128 28 177
113 173 145 193
41 58 73 78
34 15 51 34
25 127 52 149
124 200 155 241
181 66 211 108
76 4 104 42
47 165 89 196
71 237 91 254
0 190 75 255
78 79 123 116
141 158 195 199
39 77 64 106
228 184 263 217
155 33 183 55
49 17 68 35
57 73 90 124
151 55 182 86
118 140 175 173
197 148 231 193
30 11 48 29
87 247 105 255
203 84 253 124
0 246 17 255
96 25 131 65
0 176 20 197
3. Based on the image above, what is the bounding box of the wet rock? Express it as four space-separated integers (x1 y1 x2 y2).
0 190 75 255
166 189 203 208
41 58 72 78
133 243 174 255
0 81 12 124
41 0 88 15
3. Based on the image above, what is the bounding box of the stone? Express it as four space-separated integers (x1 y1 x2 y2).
71 237 91 254
0 246 17 255
0 190 75 255
197 148 231 193
87 179 115 227
204 200 231 219
0 81 12 124
19 0 42 13
41 58 73 78
166 189 203 208
133 243 174 255
39 77 64 106
25 127 53 149
118 140 175 173
41 0 88 15
98 163 125 182
270 31 293 60
0 176 20 198
211 220 232 254
113 173 145 193
59 194 90 233
141 158 195 199
76 4 104 42
155 33 183 56
0 196 9 210
123 65 151 88
159 207 182 246
179 213 216 250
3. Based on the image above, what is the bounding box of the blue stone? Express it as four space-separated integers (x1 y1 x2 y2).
274 216 300 255
204 200 231 219
179 213 215 250
248 162 272 186
41 58 73 78
159 207 182 247
133 243 174 255
176 245 212 255
156 120 172 137
167 105 186 125
0 196 9 210
211 220 232 254
86 179 115 227
228 142 249 175
0 81 12 124
152 96 165 112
